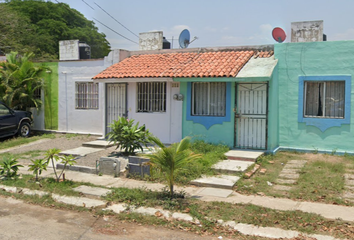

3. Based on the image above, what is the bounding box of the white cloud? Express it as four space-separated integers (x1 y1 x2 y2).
332 28 354 41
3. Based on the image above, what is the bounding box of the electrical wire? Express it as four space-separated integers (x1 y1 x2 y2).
93 2 139 39
81 0 94 10
54 0 138 45
93 18 138 44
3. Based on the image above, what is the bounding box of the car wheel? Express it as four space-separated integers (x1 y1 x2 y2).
19 122 31 137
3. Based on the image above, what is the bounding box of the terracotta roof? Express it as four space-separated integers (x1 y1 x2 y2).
93 50 273 79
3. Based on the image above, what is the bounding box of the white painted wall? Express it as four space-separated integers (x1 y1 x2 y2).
58 50 122 136
126 81 182 144
58 60 106 135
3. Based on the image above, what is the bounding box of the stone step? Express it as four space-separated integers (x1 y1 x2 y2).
82 140 115 149
59 147 103 157
212 160 254 174
225 150 264 162
190 175 240 189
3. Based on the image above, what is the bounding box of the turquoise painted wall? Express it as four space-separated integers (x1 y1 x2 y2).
267 65 279 151
179 73 278 150
275 41 354 153
180 80 235 147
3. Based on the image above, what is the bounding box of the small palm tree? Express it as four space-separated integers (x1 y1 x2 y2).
0 157 23 178
148 137 201 198
28 159 48 181
44 148 61 181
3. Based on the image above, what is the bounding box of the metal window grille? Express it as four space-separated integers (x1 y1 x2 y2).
304 81 345 118
192 82 226 116
75 82 99 109
137 82 166 112
34 88 41 99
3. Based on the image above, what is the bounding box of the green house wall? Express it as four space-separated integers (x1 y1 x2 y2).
178 74 278 150
275 41 354 154
39 62 58 130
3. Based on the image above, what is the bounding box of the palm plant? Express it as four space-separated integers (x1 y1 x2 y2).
44 148 61 181
28 158 48 181
0 157 24 178
0 51 49 111
148 137 201 198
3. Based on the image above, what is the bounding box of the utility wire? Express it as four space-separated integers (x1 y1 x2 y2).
93 2 139 39
55 0 138 44
93 18 138 44
81 0 95 10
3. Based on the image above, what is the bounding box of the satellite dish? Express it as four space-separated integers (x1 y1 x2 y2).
179 29 190 48
272 27 286 43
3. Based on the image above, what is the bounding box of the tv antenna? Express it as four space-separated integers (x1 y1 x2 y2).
272 27 286 43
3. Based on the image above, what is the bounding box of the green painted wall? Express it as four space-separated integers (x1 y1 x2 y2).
41 62 58 130
275 41 354 153
267 65 279 151
180 81 235 147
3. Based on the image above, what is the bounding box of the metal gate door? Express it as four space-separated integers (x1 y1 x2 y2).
235 83 267 149
106 83 127 134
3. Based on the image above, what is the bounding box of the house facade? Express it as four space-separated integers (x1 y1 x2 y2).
275 40 354 154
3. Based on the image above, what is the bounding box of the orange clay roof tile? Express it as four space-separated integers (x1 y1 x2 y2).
93 50 273 79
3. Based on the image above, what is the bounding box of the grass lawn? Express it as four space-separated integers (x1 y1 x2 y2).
0 174 353 239
235 151 354 206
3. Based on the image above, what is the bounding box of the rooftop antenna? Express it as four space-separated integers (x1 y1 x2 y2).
272 27 286 43
178 29 198 48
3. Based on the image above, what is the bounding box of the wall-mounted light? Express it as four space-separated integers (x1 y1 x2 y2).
173 93 184 101
177 94 184 101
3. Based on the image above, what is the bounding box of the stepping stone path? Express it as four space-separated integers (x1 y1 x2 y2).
273 160 307 192
343 169 354 203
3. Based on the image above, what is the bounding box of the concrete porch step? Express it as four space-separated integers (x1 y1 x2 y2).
212 160 254 174
225 149 264 162
190 175 240 189
59 147 103 157
82 140 115 149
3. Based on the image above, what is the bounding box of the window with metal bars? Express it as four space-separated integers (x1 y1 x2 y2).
191 82 226 116
137 82 166 112
75 82 99 109
304 81 345 118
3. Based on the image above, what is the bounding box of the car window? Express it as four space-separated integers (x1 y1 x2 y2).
0 104 11 116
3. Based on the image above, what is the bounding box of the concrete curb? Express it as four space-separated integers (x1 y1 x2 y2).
56 164 96 174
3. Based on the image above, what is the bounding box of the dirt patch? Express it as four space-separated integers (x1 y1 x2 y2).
278 151 346 164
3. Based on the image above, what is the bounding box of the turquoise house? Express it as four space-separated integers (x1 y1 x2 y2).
275 40 354 154
175 49 279 151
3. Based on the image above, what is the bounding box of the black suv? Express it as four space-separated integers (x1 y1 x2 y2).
0 101 33 138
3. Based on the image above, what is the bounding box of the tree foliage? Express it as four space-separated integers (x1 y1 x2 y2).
0 51 48 110
1 0 111 60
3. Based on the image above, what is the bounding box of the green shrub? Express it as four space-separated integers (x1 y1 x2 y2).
106 117 153 155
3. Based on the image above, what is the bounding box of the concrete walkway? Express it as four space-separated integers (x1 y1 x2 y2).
0 181 342 240
18 168 354 223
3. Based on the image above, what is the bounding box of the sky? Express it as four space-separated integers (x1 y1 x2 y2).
56 0 354 51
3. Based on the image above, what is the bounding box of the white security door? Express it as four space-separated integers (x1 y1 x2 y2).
106 83 127 134
236 83 267 149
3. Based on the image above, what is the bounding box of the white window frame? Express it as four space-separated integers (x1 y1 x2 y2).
75 82 99 109
304 81 345 119
191 82 226 117
137 82 166 113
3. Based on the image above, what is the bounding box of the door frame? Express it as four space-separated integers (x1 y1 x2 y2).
105 82 128 136
234 82 269 150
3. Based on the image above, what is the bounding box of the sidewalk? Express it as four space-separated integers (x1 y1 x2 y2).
19 168 354 223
